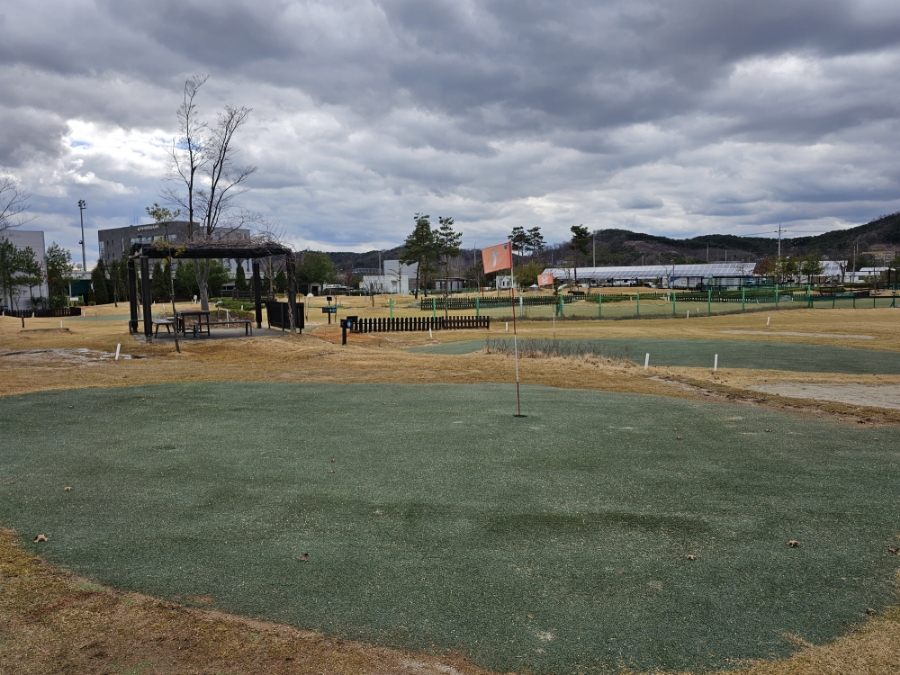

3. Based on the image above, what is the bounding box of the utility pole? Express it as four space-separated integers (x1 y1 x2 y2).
777 223 782 260
77 199 87 272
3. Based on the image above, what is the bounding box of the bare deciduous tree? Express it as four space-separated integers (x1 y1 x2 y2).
0 171 33 232
163 76 257 310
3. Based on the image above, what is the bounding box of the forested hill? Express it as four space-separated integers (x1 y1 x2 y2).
325 212 900 271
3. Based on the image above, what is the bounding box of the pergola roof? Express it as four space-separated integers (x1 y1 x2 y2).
130 243 293 259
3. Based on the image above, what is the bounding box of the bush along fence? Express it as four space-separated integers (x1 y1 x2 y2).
582 287 898 318
351 315 489 333
420 295 577 312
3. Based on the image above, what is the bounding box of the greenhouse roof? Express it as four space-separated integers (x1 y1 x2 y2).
542 261 847 280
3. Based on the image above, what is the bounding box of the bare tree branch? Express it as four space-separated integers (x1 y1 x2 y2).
0 171 34 232
162 77 257 311
165 75 208 239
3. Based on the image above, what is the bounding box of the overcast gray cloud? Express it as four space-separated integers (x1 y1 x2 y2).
2 0 899 259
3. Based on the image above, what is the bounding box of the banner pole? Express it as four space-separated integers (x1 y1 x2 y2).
509 248 524 417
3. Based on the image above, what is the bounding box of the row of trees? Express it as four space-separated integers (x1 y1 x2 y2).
753 254 826 284
0 241 77 310
399 214 462 297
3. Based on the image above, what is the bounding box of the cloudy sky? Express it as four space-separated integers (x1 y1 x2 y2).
2 0 900 262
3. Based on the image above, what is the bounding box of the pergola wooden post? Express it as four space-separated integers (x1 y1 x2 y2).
127 257 139 334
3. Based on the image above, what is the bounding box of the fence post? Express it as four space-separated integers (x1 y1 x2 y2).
558 295 564 317
775 284 779 308
475 296 480 317
673 291 677 316
636 292 640 317
598 293 602 317
853 294 856 309
707 288 711 315
741 287 745 311
389 297 393 318
432 296 437 318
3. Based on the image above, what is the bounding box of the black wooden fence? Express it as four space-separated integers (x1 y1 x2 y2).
1 307 82 318
352 316 489 333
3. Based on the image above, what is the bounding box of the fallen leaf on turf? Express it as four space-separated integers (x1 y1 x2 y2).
33 534 48 543
297 553 309 562
887 546 898 555
787 540 800 547
64 486 72 491
676 436 682 440
687 555 696 561
866 608 877 615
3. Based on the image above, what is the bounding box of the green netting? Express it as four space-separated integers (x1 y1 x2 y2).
409 338 900 374
1 383 898 673
456 293 899 320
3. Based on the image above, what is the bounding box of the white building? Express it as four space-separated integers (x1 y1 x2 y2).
1 229 49 310
360 260 418 294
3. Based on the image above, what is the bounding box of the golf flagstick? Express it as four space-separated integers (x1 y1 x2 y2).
481 241 525 417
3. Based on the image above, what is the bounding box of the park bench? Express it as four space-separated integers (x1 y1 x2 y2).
153 318 175 336
195 318 253 337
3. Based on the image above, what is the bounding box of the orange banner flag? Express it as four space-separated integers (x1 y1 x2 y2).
481 242 513 273
537 273 554 286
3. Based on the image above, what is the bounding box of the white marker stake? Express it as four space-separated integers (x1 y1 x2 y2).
686 310 690 318
644 353 650 370
60 320 63 328
429 327 433 339
505 322 509 332
115 344 121 361
226 309 230 322
767 316 770 326
713 354 718 372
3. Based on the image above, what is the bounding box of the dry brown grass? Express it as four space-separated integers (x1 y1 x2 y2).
1 304 899 674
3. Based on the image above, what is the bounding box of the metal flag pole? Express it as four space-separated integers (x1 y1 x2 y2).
509 242 525 417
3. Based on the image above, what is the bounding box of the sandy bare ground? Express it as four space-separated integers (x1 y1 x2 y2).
748 383 900 410
1 303 900 675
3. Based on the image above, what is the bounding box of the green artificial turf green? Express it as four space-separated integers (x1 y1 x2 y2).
1 383 898 673
410 337 900 374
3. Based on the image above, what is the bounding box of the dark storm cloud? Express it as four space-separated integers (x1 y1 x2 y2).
0 105 69 166
2 0 900 254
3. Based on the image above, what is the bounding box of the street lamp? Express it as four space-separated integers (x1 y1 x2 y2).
77 199 87 272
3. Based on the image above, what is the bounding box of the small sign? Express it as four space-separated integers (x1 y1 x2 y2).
321 306 338 314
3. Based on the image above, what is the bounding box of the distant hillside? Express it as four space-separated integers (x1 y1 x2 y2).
325 213 900 271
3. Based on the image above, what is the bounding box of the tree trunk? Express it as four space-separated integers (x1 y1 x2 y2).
194 259 211 310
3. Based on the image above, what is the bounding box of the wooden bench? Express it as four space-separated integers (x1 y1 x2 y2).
153 318 175 336
194 319 253 337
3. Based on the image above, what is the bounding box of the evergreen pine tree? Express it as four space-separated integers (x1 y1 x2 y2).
91 259 109 305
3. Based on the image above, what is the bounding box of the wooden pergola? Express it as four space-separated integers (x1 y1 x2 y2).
127 243 297 337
